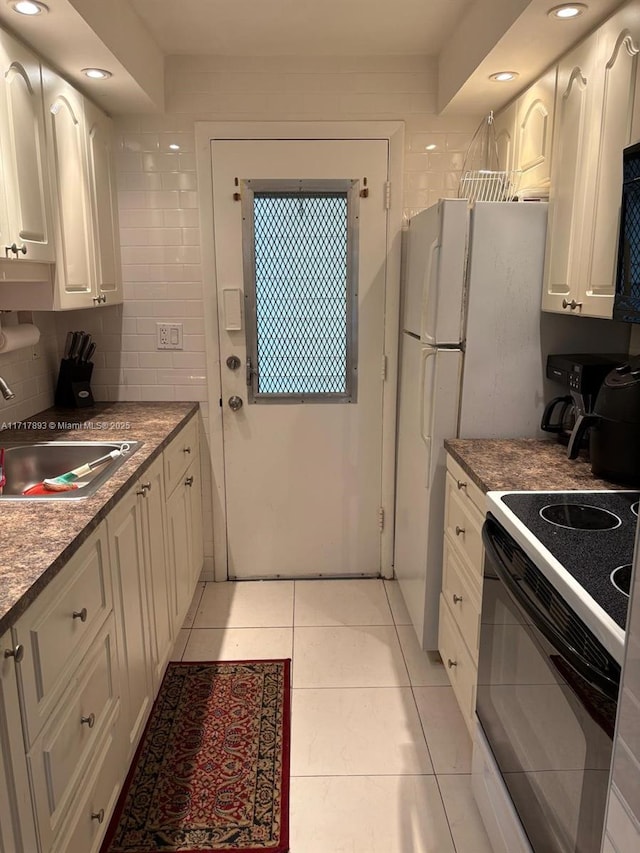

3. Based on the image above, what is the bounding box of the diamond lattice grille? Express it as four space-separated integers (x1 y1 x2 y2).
615 156 640 322
252 192 351 396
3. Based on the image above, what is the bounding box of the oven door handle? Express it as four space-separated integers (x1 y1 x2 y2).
482 520 620 701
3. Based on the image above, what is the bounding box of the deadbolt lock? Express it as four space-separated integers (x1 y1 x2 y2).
228 395 243 411
226 355 241 370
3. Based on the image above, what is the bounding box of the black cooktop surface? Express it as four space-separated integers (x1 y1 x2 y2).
501 491 638 630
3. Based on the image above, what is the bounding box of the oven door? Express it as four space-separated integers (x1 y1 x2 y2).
478 515 620 853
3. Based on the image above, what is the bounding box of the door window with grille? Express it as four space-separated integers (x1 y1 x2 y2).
241 179 359 403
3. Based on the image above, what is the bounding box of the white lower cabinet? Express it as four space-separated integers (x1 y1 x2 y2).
107 489 154 758
2 414 205 852
439 454 486 736
0 631 39 853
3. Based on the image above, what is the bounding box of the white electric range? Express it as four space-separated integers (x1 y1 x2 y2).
472 489 635 853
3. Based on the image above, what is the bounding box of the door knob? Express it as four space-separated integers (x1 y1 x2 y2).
226 355 241 370
228 396 243 411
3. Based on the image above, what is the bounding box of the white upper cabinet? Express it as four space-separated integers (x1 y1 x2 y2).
514 65 556 198
84 98 123 306
0 28 53 263
43 69 94 309
542 2 640 318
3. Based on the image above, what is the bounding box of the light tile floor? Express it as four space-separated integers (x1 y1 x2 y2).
173 578 494 853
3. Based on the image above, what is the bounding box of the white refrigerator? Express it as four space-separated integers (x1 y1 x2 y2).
394 199 550 651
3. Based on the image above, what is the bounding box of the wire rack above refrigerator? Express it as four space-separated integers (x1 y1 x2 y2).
458 111 521 203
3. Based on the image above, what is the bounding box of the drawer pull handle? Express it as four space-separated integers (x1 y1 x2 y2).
185 475 194 487
455 526 465 536
81 713 96 728
456 480 467 490
73 608 88 622
452 593 463 604
447 658 457 668
91 809 105 824
183 446 192 454
4 644 24 663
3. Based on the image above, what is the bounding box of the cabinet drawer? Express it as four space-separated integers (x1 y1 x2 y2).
442 538 481 659
438 595 477 737
446 456 485 516
14 524 112 744
444 473 485 580
163 416 198 496
28 617 120 849
53 719 123 853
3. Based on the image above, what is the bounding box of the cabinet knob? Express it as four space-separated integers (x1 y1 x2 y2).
3 644 24 663
81 712 96 728
452 593 463 604
5 242 27 257
183 446 192 454
455 526 465 536
562 298 583 311
91 809 105 824
185 475 194 487
136 481 151 497
72 607 88 622
447 658 457 669
456 480 467 490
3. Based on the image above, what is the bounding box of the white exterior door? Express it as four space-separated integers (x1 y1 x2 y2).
211 139 389 579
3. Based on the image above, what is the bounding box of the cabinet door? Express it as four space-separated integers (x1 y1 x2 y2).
83 99 123 306
514 65 556 198
578 8 640 317
140 457 173 688
42 68 94 309
186 456 204 587
542 34 599 313
0 631 39 853
0 30 53 262
166 477 193 631
107 488 153 758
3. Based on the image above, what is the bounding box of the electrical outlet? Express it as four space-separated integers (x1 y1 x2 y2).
156 322 183 350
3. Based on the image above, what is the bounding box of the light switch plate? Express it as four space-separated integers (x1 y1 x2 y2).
156 322 183 350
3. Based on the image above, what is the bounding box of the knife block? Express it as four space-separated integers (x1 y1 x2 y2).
54 358 94 408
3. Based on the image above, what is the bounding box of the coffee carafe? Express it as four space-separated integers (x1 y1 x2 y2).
541 354 628 453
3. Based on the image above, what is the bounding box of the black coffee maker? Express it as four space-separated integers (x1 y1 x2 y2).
568 356 640 485
541 353 628 452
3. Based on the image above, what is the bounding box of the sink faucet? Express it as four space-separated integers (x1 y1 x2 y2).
0 376 15 400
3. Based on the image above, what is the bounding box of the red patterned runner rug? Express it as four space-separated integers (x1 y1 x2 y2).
101 660 290 853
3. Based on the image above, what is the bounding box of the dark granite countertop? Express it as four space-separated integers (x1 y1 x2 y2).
0 402 199 635
444 438 623 495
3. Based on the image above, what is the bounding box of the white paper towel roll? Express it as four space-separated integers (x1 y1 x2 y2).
0 323 40 353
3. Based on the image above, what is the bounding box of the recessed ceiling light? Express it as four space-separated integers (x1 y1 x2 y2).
425 144 437 151
10 0 49 15
548 4 587 19
82 68 112 80
169 143 181 151
489 71 519 82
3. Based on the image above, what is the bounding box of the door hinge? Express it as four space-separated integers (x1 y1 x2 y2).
378 507 385 532
384 181 391 210
381 353 387 381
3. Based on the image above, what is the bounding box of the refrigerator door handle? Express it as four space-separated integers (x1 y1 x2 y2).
419 347 437 481
421 238 440 345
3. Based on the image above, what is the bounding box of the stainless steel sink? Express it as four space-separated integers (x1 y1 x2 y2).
0 440 141 499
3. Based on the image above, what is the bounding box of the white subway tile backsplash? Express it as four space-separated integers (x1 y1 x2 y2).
163 209 200 228
139 351 174 368
119 209 165 228
140 385 176 401
161 172 198 191
142 152 180 172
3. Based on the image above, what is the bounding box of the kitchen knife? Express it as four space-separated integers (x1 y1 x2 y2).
77 333 92 363
67 331 81 361
83 341 96 363
63 331 73 358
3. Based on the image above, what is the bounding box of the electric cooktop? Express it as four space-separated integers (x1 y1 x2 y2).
486 490 637 664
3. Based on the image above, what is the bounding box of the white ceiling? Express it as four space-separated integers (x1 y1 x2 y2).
128 0 471 56
0 0 628 114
